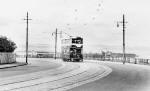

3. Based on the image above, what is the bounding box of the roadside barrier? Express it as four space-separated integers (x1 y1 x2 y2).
0 53 16 64
84 56 149 65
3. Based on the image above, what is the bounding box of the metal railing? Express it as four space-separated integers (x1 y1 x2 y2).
84 55 149 65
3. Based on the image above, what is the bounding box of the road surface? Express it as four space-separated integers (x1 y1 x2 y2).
68 60 150 91
1 58 150 91
0 58 111 91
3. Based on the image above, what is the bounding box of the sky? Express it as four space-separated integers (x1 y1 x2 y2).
0 0 150 58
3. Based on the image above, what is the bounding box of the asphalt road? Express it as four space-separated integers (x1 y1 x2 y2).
0 58 111 91
0 58 61 78
2 58 149 91
68 61 150 91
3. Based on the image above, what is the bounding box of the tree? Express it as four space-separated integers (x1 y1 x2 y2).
0 36 17 52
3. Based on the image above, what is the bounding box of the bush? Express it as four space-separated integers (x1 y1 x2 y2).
0 36 17 52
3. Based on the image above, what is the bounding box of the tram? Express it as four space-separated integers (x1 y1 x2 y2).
61 37 83 62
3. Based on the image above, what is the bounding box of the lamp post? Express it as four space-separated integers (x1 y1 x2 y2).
117 14 127 64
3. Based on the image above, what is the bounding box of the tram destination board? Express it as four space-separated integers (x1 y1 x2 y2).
72 37 83 44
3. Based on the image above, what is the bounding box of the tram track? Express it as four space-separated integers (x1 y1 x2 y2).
0 62 85 91
0 62 80 86
4 70 88 91
47 64 112 91
1 62 112 91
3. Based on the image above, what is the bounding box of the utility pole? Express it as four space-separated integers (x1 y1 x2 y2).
24 12 32 64
52 29 72 60
117 14 127 64
55 28 57 59
52 28 61 60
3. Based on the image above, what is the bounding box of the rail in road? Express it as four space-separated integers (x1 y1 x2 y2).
0 61 112 91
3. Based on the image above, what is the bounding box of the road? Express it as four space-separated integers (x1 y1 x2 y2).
0 58 61 77
68 61 150 91
0 58 111 91
1 58 150 91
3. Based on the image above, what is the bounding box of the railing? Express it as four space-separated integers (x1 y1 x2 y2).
84 55 149 65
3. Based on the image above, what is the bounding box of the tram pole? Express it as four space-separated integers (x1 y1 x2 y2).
123 14 126 64
52 29 72 60
117 14 127 64
24 12 32 64
55 28 57 59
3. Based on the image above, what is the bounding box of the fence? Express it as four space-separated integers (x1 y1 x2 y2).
0 53 16 64
84 55 149 65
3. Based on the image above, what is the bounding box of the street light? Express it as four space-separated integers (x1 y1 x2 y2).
117 14 127 64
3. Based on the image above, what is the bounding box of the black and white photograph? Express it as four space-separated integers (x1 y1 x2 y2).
0 0 150 91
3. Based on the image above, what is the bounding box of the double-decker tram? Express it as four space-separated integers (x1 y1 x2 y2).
61 37 83 62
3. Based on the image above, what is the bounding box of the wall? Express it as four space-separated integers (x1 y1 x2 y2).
0 53 16 64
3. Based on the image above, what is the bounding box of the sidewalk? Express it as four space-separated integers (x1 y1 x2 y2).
0 62 27 69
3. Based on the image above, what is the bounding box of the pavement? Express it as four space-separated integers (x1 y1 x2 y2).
0 62 27 69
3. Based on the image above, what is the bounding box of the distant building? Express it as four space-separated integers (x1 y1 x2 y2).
15 51 61 58
36 51 54 58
